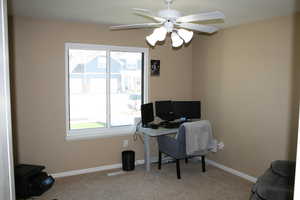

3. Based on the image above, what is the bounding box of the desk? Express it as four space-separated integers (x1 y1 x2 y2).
138 126 178 171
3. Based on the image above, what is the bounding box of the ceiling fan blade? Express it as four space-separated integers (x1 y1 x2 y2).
132 8 153 13
132 8 166 22
177 23 219 34
134 12 166 22
176 11 225 23
110 23 162 30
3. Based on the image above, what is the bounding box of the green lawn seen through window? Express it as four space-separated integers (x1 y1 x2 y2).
71 122 105 130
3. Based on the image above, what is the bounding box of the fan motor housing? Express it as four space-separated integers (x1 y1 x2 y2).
158 9 182 21
164 21 174 32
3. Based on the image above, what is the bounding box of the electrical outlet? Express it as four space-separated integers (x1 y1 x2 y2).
123 140 129 148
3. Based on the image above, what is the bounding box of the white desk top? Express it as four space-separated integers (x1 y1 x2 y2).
138 126 178 137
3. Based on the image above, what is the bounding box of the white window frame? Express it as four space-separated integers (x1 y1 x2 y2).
65 43 149 141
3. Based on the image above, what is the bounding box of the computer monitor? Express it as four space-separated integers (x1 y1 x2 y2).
141 103 154 126
155 101 175 121
173 101 201 119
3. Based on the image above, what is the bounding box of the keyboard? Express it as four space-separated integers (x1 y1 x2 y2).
149 123 159 129
160 121 182 129
143 123 159 129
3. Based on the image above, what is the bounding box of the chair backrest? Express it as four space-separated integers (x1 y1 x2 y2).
176 124 187 156
157 124 188 159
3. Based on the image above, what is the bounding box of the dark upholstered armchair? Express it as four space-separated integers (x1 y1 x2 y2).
250 160 295 200
157 125 206 179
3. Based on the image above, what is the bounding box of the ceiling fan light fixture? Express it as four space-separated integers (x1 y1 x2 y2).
155 27 168 41
146 27 167 46
146 34 158 46
110 0 225 48
171 32 184 48
177 29 193 43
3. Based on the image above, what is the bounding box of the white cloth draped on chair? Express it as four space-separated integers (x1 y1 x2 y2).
183 120 218 155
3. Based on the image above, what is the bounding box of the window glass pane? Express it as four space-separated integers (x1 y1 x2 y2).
69 49 107 130
110 51 142 126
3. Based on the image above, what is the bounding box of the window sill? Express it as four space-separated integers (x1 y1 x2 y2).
65 126 136 141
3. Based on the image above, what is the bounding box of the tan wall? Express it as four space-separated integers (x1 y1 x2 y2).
9 16 194 174
192 14 300 177
11 14 300 177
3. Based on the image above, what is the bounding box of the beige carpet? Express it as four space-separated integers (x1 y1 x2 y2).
37 161 253 200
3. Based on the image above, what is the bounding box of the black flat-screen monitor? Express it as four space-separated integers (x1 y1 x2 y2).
155 101 175 121
173 101 201 119
141 103 154 126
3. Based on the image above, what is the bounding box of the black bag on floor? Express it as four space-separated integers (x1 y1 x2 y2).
29 172 55 196
15 164 55 199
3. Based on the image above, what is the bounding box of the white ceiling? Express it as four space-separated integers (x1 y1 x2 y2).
8 0 300 28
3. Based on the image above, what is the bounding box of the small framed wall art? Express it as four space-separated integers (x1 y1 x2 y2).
150 60 160 76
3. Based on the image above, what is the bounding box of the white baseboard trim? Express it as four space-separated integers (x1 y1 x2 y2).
52 157 257 183
205 159 257 183
52 159 145 178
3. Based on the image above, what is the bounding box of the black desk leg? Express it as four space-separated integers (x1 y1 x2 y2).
176 159 181 179
201 156 206 172
158 151 162 170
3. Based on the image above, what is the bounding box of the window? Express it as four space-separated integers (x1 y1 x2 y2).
65 43 148 139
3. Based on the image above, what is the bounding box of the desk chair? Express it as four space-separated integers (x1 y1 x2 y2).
157 125 206 179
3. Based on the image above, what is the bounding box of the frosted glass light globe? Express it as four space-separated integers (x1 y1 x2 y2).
146 34 158 46
146 27 167 46
171 32 184 48
155 27 167 42
177 29 193 43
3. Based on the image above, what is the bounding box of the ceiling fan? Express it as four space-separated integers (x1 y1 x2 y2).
110 0 225 48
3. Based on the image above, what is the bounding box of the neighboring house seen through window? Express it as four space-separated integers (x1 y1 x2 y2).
65 43 148 139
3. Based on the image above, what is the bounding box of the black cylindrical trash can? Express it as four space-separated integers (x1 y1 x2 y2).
122 150 135 171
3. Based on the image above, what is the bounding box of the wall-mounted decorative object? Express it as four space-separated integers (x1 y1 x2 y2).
151 60 160 76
